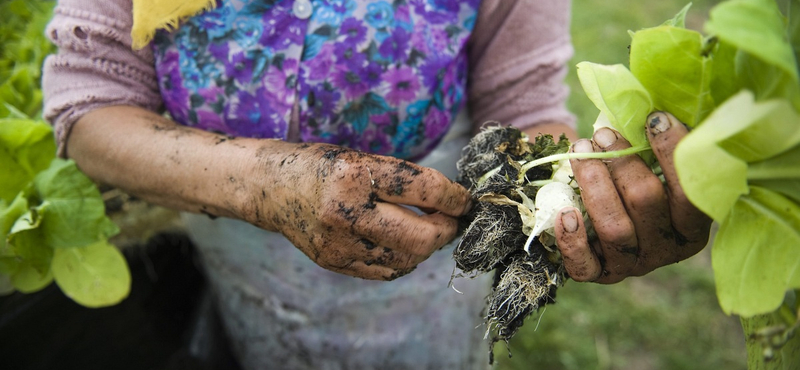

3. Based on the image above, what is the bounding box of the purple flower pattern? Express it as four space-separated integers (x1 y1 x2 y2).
152 0 477 160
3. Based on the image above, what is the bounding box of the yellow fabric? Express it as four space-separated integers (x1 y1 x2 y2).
130 0 218 50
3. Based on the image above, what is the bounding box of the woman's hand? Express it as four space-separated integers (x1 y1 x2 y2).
554 112 713 283
68 106 470 281
245 143 473 281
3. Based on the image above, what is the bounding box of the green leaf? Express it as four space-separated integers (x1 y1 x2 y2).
790 0 800 76
709 40 741 106
33 159 119 248
735 50 800 111
52 241 131 307
629 25 715 127
0 118 56 202
661 2 693 28
0 68 45 119
705 0 798 83
713 186 800 317
0 257 20 275
717 101 800 163
8 206 52 275
674 91 800 222
576 62 654 159
0 274 13 295
750 179 800 205
11 259 53 293
0 194 28 256
748 145 800 203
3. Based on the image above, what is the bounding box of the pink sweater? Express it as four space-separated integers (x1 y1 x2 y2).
43 0 575 156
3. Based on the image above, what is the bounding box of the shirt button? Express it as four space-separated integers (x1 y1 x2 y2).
293 0 313 19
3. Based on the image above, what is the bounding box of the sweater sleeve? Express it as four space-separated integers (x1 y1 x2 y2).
467 0 575 132
42 0 163 157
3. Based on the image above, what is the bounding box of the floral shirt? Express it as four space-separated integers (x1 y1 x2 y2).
151 0 480 160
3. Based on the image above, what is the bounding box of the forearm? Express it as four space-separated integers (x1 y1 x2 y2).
67 105 285 226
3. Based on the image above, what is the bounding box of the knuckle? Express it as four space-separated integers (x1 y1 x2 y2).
317 203 338 223
575 163 606 184
405 239 433 257
564 260 598 282
408 230 441 256
593 217 635 247
622 177 665 209
429 175 453 203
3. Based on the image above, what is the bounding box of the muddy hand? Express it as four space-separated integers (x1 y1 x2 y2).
554 112 712 284
253 143 472 281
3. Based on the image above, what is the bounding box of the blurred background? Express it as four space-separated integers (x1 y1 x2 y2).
0 0 748 369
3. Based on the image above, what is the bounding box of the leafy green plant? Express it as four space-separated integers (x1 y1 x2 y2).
1 119 131 308
573 0 800 367
0 0 57 119
0 0 131 307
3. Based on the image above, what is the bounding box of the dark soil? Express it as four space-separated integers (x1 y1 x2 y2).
454 126 569 358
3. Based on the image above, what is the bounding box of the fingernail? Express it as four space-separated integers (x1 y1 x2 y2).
572 139 594 153
593 128 618 149
561 209 578 233
648 112 671 135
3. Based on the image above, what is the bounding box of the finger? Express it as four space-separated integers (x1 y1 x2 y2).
353 202 459 258
570 139 637 280
554 207 601 282
357 239 420 270
646 112 712 255
324 259 410 281
593 128 673 273
366 159 472 217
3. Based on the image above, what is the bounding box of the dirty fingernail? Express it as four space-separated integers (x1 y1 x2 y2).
572 139 594 153
648 112 671 135
561 209 579 233
593 128 618 148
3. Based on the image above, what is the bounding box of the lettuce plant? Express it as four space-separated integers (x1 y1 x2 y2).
0 0 131 307
575 0 800 365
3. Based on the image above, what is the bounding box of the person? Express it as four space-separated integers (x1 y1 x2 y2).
42 0 711 368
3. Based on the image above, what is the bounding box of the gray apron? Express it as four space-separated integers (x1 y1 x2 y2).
183 113 493 370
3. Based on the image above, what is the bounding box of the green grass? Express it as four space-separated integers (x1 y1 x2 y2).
493 2 748 369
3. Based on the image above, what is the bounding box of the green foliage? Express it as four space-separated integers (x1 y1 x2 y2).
0 0 57 119
713 186 800 317
674 92 799 224
0 119 56 202
574 0 800 367
499 1 745 369
706 0 800 109
52 240 131 308
0 0 130 307
0 121 129 306
629 24 715 127
576 63 653 152
577 0 800 318
673 0 800 319
34 158 120 249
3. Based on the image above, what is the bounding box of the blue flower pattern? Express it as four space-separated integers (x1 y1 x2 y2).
152 0 478 160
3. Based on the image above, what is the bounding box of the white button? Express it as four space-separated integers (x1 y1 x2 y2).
293 0 313 19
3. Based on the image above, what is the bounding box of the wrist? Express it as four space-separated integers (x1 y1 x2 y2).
229 139 303 231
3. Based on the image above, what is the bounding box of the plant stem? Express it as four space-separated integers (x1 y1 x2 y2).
516 145 652 183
